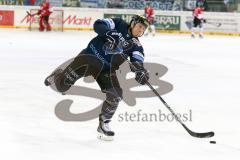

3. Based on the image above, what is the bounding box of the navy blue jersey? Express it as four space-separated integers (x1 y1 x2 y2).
85 18 145 71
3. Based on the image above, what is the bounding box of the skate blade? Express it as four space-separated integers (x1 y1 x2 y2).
97 133 114 141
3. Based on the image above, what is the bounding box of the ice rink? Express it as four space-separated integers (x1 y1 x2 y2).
0 29 240 159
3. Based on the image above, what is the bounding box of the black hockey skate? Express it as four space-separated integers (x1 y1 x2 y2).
44 68 72 93
199 34 204 39
44 69 63 86
97 120 114 141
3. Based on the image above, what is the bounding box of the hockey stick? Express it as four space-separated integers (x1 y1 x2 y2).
206 21 222 27
26 11 38 17
145 81 214 138
122 56 214 138
26 11 33 17
106 39 214 138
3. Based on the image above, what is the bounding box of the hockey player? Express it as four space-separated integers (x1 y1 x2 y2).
44 15 150 141
191 6 205 38
38 0 52 31
144 3 156 36
28 0 52 31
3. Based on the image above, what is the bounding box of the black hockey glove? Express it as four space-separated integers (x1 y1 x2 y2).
105 30 122 50
135 69 149 85
130 61 149 85
201 19 207 23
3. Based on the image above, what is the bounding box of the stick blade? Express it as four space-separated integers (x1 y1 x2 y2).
189 131 215 138
182 124 215 138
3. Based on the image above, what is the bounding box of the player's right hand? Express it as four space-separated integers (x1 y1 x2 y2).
135 69 149 85
105 30 122 50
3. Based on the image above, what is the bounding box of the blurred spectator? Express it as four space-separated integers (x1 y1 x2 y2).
196 0 208 10
106 0 124 8
0 0 30 5
0 0 10 5
172 0 184 11
0 0 239 12
15 0 24 5
29 0 37 5
62 0 80 7
224 0 238 12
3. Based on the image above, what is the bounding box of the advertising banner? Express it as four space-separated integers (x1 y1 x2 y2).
14 8 103 30
104 13 134 23
104 13 180 30
0 10 14 26
182 13 240 33
0 6 239 34
123 0 175 10
155 15 181 30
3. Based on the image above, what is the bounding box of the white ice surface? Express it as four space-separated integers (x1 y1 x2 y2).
0 29 240 160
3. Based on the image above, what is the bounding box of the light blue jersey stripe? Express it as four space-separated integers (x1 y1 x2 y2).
102 18 115 29
132 51 144 61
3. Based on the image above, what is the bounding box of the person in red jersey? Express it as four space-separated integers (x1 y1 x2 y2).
28 0 52 31
191 6 205 38
36 0 52 31
144 3 156 36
